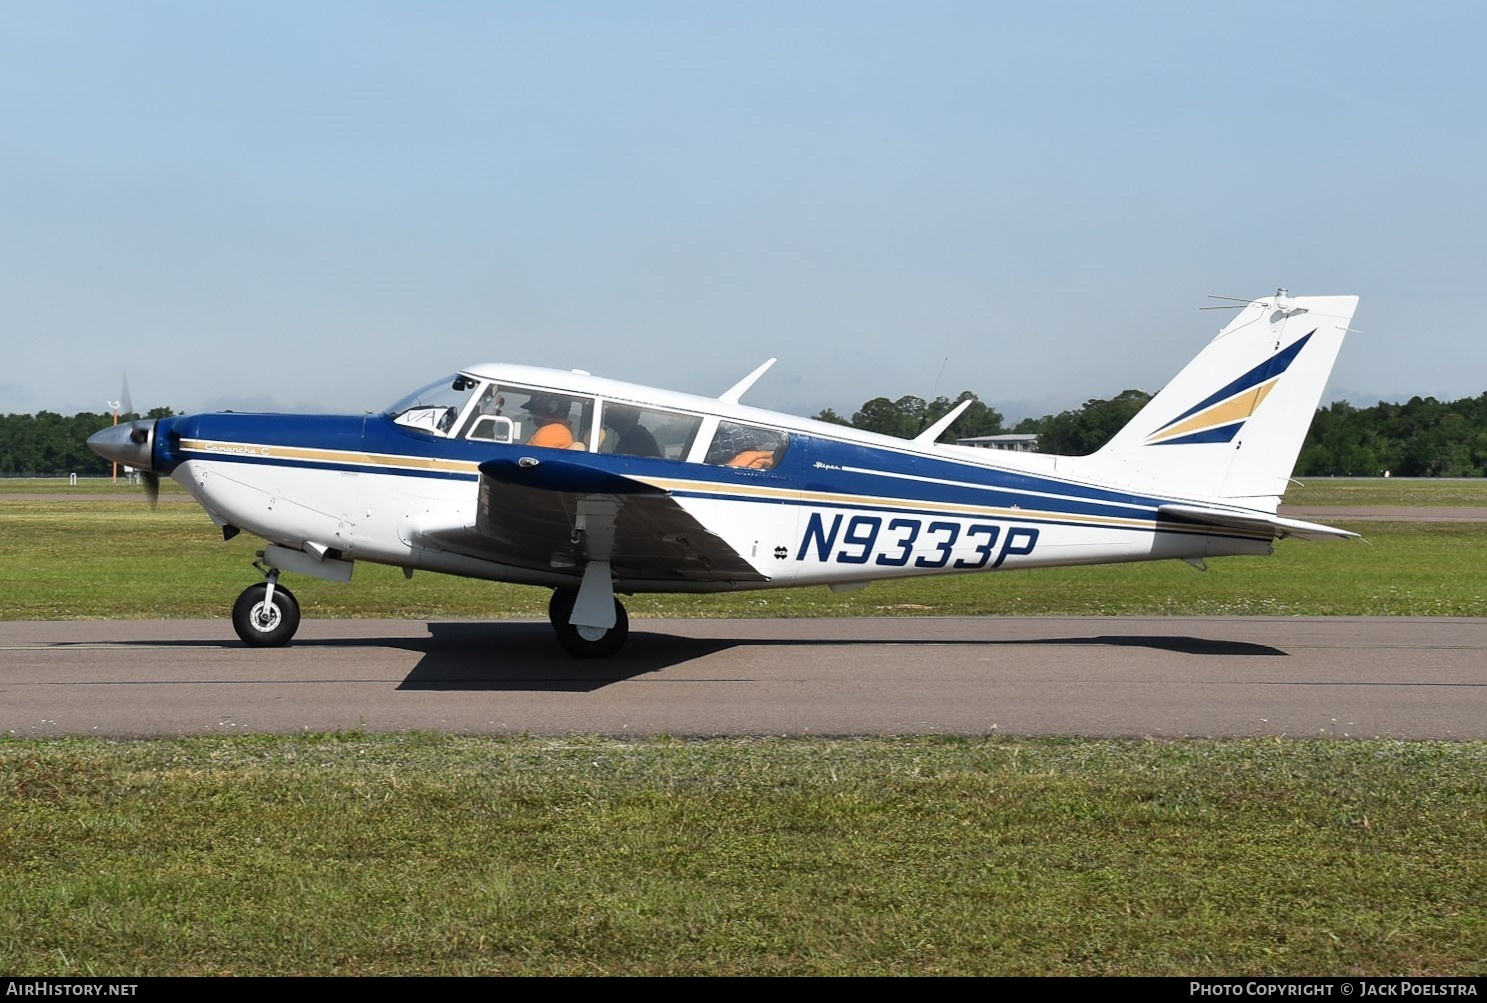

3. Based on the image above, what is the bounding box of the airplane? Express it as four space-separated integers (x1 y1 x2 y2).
87 290 1359 658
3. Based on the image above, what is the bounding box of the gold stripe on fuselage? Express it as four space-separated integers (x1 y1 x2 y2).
632 475 1262 540
177 441 1265 541
178 439 479 475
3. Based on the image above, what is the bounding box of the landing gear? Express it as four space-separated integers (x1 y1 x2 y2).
547 587 629 659
232 577 301 648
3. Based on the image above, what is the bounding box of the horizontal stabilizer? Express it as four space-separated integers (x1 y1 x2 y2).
1159 503 1360 541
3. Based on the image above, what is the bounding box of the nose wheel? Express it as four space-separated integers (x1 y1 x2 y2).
232 578 301 647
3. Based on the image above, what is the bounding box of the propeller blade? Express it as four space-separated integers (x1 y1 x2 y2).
142 471 160 509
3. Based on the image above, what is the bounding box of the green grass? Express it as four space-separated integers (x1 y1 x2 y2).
7 474 1485 504
0 476 190 496
3 733 1484 976
2 496 1484 620
1283 477 1487 507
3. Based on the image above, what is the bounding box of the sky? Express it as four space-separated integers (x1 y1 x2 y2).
3 1 1484 424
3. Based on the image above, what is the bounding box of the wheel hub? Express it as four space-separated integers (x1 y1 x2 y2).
252 603 281 631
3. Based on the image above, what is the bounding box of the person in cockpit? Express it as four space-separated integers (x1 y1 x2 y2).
523 395 575 448
607 405 661 458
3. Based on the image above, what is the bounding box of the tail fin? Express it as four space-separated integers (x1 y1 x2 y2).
1074 291 1358 508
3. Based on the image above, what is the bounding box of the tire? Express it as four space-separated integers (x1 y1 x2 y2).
232 582 301 648
550 592 629 659
548 587 578 628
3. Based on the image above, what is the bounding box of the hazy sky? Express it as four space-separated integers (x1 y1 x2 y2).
3 2 1483 423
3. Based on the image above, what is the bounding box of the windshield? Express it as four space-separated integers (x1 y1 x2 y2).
385 373 480 435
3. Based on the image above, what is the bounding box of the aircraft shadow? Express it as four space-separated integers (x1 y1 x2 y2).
72 623 1287 693
393 624 1288 692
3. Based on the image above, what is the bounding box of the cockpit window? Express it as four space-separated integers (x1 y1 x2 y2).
386 374 479 436
460 383 598 450
703 421 790 469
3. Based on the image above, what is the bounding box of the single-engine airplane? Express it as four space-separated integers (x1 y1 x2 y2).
88 290 1359 657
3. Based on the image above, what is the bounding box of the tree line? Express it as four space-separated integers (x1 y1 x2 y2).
0 409 174 477
811 388 1155 456
3 391 1486 477
812 388 1487 477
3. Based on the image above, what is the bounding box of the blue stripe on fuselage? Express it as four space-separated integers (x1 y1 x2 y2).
784 437 1168 522
156 412 1193 527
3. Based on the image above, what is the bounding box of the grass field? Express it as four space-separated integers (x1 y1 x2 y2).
2 478 1485 976
3 733 1486 976
3 477 1487 621
11 473 1487 505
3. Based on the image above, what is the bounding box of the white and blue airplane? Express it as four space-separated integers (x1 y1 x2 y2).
88 290 1359 657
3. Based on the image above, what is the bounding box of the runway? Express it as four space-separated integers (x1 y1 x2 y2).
3 616 1484 740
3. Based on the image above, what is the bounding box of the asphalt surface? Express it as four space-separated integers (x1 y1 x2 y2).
3 615 1484 740
5 496 1483 741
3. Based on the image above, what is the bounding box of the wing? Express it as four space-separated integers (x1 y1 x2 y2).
416 456 770 584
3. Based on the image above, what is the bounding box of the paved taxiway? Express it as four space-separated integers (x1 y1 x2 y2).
2 616 1483 740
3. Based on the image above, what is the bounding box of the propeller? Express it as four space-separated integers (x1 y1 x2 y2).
120 371 134 421
127 422 160 508
87 418 160 508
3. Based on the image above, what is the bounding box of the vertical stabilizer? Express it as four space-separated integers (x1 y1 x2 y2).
1074 292 1358 509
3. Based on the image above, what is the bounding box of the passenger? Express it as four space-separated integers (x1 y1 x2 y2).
607 405 661 458
726 448 775 469
523 395 575 448
707 423 776 468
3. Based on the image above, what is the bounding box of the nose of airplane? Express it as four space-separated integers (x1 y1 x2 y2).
87 419 156 472
88 419 162 505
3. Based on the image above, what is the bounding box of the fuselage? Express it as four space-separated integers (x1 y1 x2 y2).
139 363 1273 594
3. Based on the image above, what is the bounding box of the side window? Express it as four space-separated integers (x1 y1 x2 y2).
463 385 597 450
602 404 702 460
704 421 790 470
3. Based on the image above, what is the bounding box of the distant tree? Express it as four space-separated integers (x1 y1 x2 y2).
817 384 1487 474
1296 401 1384 476
1031 390 1152 455
852 396 926 438
0 407 175 475
830 391 1005 442
932 391 1004 442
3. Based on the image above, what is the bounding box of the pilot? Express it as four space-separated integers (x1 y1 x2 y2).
523 394 575 448
606 405 661 458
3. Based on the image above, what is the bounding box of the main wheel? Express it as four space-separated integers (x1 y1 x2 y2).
232 582 301 648
548 589 629 658
548 587 578 628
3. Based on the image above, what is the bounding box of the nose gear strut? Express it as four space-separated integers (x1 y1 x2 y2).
231 554 302 647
